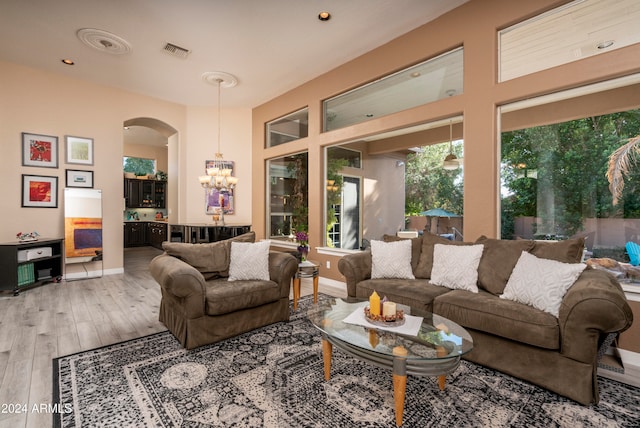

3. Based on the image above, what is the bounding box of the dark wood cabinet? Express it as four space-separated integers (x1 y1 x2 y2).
0 238 63 295
124 179 166 208
154 181 166 208
124 222 147 247
147 222 168 249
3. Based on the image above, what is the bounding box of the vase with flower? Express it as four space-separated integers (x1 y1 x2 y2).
295 230 309 261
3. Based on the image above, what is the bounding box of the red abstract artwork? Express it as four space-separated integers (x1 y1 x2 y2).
29 140 52 162
29 181 52 202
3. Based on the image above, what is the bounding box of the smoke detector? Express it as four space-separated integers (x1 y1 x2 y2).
77 28 132 55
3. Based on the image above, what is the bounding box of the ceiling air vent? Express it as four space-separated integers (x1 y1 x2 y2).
163 42 190 59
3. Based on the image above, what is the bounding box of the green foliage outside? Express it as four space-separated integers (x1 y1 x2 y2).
404 142 464 217
500 109 640 239
326 157 349 247
287 153 308 233
123 157 155 176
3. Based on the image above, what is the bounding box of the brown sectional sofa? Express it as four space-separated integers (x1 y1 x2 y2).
338 233 633 405
150 232 298 349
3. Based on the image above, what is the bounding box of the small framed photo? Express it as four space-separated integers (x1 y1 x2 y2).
22 132 58 168
65 169 94 188
65 135 94 165
21 174 58 208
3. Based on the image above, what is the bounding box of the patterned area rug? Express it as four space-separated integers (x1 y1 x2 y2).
53 294 640 427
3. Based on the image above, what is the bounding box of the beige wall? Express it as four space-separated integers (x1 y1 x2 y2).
251 0 640 281
0 61 253 273
182 106 252 225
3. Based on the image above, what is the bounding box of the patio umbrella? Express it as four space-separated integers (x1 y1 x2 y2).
419 208 460 236
419 208 460 218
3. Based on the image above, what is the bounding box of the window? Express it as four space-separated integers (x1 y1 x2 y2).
501 101 640 262
323 47 463 131
499 0 640 82
267 153 308 240
323 119 465 249
266 108 309 147
405 138 464 238
123 157 156 176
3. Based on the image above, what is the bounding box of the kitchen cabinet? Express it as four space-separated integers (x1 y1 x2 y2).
124 179 166 208
0 238 63 295
147 222 168 249
124 222 147 247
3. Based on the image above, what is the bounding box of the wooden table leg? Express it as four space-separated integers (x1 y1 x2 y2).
313 275 319 303
436 345 447 390
392 346 408 427
322 338 332 381
292 277 301 311
393 373 407 427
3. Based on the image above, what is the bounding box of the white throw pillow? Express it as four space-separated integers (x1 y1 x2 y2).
228 240 270 281
371 239 415 279
501 251 586 317
430 244 484 292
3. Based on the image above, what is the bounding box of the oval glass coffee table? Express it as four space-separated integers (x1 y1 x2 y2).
308 297 473 427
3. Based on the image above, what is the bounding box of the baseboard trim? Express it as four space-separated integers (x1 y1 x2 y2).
65 267 123 280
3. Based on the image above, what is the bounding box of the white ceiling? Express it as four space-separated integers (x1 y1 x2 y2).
0 0 468 108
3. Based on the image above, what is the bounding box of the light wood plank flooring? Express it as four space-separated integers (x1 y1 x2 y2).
0 246 342 428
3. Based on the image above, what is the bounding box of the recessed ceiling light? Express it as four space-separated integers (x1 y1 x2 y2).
410 72 421 78
61 59 75 65
597 40 615 49
365 113 374 118
318 11 331 21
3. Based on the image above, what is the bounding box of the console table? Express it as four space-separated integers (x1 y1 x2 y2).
0 238 64 295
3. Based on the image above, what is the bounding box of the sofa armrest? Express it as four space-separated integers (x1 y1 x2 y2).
269 251 298 299
338 251 372 297
559 268 633 363
149 253 207 318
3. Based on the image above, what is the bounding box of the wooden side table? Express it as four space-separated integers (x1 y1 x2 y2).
292 260 320 310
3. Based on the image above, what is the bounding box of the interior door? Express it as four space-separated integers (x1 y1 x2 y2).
341 176 361 250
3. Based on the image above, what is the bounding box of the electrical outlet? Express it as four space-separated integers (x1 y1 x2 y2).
326 261 331 269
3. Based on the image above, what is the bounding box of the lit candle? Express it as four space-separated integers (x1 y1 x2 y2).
369 291 380 317
383 301 397 317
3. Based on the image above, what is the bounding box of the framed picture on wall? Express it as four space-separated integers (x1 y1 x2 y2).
21 174 58 208
65 169 94 188
65 135 94 165
22 132 58 168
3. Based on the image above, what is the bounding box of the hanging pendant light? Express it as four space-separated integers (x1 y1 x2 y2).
443 120 460 170
198 71 238 224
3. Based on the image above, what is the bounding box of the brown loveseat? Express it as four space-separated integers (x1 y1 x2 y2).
150 232 298 349
338 233 633 405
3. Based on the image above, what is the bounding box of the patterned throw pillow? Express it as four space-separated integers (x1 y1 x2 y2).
501 251 586 317
371 239 415 279
228 240 270 281
430 244 484 292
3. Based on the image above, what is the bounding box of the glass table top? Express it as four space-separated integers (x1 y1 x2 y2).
308 297 473 360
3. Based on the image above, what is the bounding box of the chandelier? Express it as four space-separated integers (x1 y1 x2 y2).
199 72 238 225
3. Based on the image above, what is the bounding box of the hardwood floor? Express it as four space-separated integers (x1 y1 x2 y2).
0 246 342 428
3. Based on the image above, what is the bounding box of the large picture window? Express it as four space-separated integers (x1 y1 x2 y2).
501 98 640 262
267 153 308 240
